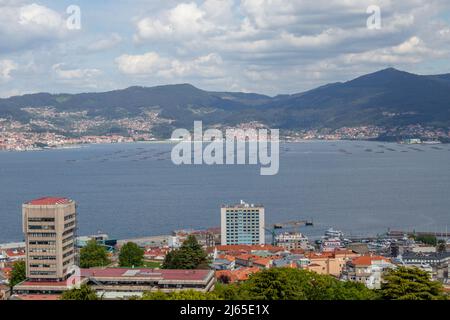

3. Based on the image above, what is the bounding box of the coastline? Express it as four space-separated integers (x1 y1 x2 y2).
0 138 445 153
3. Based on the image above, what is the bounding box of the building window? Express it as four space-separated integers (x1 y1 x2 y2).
28 218 55 222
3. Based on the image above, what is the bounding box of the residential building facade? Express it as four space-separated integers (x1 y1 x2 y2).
221 201 265 245
22 197 77 282
343 255 394 289
275 232 309 250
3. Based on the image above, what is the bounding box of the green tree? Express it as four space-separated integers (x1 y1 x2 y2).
142 290 221 300
119 242 144 267
213 283 246 300
437 240 446 253
213 268 378 300
141 291 169 300
414 235 437 246
380 267 446 300
60 284 99 300
162 235 210 269
9 260 26 288
80 240 111 268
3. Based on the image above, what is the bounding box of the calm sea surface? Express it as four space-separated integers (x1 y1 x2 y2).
1 141 449 243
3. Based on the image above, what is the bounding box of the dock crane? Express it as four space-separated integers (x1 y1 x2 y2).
264 219 313 245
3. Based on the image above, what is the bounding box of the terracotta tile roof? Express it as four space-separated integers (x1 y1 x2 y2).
217 254 236 262
215 267 261 283
215 270 233 280
307 252 335 259
235 254 258 261
234 267 261 281
26 197 71 206
6 249 25 257
306 250 358 260
350 255 391 266
253 258 272 267
290 249 306 255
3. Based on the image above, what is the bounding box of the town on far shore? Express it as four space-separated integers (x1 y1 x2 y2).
0 197 449 300
1 110 449 152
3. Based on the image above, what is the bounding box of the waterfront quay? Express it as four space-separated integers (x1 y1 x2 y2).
1 198 449 300
117 235 171 247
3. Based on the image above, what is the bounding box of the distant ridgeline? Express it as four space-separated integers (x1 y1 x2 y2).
1 68 450 140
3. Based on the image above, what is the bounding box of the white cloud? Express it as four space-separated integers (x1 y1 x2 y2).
134 2 206 42
132 0 445 58
167 2 205 34
0 2 68 52
115 51 224 80
86 33 122 52
18 3 62 28
115 52 167 75
0 59 18 82
392 36 424 54
339 37 442 65
160 53 224 78
2 1 450 95
134 0 236 42
52 63 101 80
113 1 450 94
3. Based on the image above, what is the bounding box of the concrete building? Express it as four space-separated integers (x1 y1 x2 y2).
400 252 450 282
401 252 450 266
305 250 359 277
275 232 309 250
13 268 215 299
22 197 77 282
343 255 394 289
221 200 265 245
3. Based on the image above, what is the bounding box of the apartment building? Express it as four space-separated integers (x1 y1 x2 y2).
221 201 265 245
22 197 77 281
343 255 394 289
275 232 310 250
305 250 359 277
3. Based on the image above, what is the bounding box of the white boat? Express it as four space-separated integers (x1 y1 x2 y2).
324 228 344 239
321 239 343 252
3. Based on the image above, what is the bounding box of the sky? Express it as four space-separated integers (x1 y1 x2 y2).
1 0 450 97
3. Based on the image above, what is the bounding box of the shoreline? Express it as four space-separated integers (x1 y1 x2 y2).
0 138 446 154
2 227 448 249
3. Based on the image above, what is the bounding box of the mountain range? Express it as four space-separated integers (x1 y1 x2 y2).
1 68 449 138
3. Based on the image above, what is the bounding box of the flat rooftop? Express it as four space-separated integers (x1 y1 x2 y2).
19 281 70 287
16 269 213 287
25 197 73 206
81 268 212 281
222 200 264 209
11 294 61 301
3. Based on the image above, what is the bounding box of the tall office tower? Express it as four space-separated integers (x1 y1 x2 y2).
22 197 77 282
221 200 265 245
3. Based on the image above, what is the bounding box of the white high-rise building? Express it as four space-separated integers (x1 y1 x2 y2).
221 200 265 245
